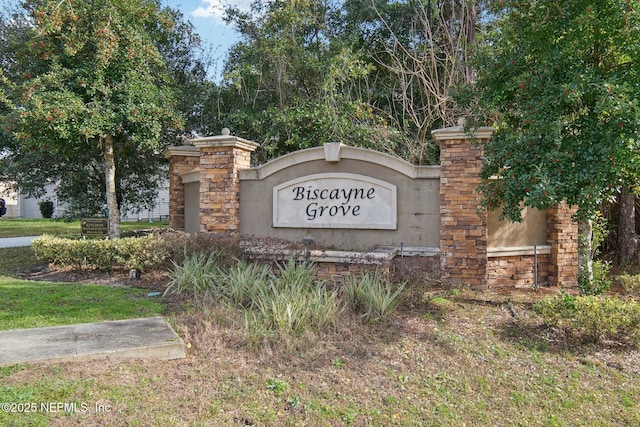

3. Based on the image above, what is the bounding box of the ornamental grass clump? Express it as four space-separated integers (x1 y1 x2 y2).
168 257 345 339
164 251 222 305
248 259 343 335
220 260 270 308
344 271 406 322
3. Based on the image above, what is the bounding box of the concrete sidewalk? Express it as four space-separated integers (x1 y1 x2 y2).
0 235 40 248
0 317 185 366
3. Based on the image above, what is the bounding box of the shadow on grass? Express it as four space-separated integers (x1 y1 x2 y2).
495 306 640 357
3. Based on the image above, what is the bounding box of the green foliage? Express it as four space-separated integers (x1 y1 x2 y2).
249 259 343 335
470 0 640 221
164 252 222 305
532 290 578 327
344 270 406 321
578 259 612 296
534 293 640 341
220 260 270 308
32 233 170 271
217 0 415 164
166 257 344 338
265 378 289 395
1 0 190 235
618 274 640 297
38 200 54 218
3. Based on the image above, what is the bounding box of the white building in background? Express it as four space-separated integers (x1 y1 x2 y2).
0 180 169 222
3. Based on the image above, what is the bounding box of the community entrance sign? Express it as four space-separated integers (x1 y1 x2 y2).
165 124 580 289
273 173 397 229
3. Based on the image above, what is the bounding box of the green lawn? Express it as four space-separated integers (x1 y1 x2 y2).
0 277 164 331
0 219 168 330
0 218 167 238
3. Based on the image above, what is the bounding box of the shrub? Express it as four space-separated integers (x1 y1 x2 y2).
32 233 172 271
532 290 576 327
617 274 640 297
534 293 640 342
344 270 406 321
38 200 54 218
572 296 640 340
112 233 172 270
33 235 116 270
578 259 612 296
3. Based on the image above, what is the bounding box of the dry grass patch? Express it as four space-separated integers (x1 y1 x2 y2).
2 288 640 426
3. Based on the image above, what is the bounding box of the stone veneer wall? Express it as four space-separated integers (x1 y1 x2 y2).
432 122 578 289
195 142 256 233
313 253 442 288
487 254 551 288
433 124 494 289
546 203 579 286
165 146 200 230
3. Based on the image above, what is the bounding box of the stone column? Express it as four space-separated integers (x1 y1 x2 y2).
193 129 259 233
165 145 200 230
432 120 494 289
546 203 579 287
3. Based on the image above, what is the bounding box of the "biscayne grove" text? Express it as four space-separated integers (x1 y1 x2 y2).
292 186 376 220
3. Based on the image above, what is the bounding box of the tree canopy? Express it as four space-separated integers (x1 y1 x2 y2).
204 0 482 165
470 0 640 222
214 0 399 163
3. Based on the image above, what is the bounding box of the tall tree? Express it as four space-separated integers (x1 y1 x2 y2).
469 0 640 282
216 0 405 163
8 0 183 236
340 0 484 163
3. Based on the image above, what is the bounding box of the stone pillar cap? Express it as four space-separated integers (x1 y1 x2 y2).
164 144 200 159
192 130 260 152
431 118 494 142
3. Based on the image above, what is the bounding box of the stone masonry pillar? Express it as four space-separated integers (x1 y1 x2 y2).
193 129 259 233
432 120 494 289
546 203 579 287
165 145 200 230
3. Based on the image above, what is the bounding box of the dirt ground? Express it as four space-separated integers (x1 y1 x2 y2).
20 265 170 291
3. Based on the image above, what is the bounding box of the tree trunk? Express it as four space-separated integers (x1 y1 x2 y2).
618 187 637 265
578 218 593 291
103 135 120 238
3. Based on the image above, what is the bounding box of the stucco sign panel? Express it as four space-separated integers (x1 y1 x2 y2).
273 173 397 229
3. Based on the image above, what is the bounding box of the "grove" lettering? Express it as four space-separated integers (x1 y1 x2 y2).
305 203 361 220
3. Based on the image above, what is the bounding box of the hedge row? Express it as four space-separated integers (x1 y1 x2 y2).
534 292 640 341
32 231 250 272
32 234 172 271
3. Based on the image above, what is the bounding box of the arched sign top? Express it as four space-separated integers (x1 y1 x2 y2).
241 145 439 180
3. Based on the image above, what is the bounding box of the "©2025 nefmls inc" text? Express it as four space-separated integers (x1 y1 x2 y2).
1 401 112 413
